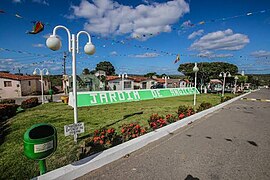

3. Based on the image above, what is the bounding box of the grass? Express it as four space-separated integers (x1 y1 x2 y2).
0 93 233 179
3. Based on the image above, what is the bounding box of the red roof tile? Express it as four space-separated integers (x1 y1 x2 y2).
0 72 42 81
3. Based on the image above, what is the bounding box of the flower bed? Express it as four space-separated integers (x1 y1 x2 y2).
80 102 215 159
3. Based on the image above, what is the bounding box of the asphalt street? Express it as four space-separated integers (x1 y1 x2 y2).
78 89 270 180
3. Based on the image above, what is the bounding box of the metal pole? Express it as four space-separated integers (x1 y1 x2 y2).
72 34 78 143
39 160 47 175
122 75 124 90
222 74 226 97
41 71 44 104
193 72 197 106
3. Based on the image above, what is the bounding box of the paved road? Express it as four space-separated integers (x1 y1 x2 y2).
79 89 270 180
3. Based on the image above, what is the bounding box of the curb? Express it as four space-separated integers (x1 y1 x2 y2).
34 92 251 180
241 97 270 102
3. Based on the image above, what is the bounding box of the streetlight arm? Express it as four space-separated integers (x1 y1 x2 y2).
52 25 71 52
76 31 93 53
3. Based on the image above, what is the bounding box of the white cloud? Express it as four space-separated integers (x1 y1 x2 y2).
12 0 21 3
110 51 117 56
32 43 45 48
190 29 249 51
188 29 204 39
69 0 189 38
32 0 49 6
131 52 159 58
197 51 233 58
250 50 270 58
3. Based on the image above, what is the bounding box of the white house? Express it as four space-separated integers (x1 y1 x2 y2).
0 72 50 98
106 76 134 91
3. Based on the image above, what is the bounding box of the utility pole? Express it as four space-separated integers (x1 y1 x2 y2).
62 52 68 95
63 52 67 75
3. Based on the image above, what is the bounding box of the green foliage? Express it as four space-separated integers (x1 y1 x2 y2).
0 99 15 104
197 102 212 112
47 75 63 87
21 97 39 109
82 68 90 75
0 104 19 120
144 72 157 77
95 61 115 75
178 62 238 82
221 96 233 103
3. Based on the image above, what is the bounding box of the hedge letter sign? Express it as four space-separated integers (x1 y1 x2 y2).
69 87 199 107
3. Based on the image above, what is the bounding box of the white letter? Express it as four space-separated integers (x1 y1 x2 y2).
133 91 140 100
118 92 125 101
109 92 117 102
99 93 108 103
90 93 97 104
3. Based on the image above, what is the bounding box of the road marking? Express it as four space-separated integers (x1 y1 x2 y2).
241 98 270 102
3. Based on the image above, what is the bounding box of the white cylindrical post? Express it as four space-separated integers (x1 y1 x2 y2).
122 75 124 90
194 72 197 106
222 75 226 97
71 34 78 143
41 71 44 104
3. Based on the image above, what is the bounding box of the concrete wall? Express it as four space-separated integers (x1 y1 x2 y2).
0 78 21 98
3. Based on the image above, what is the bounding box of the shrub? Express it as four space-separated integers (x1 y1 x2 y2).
221 96 233 103
120 123 146 142
165 114 178 123
0 99 16 104
0 104 19 120
177 105 195 119
87 128 120 149
197 102 212 112
21 97 39 109
148 113 168 130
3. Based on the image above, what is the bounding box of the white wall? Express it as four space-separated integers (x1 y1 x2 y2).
108 79 134 90
0 78 21 98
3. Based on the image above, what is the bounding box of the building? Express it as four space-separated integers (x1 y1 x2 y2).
0 72 50 98
106 76 134 91
68 74 103 92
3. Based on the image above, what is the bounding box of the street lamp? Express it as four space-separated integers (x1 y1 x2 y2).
234 75 239 94
119 73 128 90
46 25 95 143
193 63 199 106
162 76 170 88
33 68 49 104
219 71 231 97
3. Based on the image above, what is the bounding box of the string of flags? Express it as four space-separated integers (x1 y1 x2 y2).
0 10 47 35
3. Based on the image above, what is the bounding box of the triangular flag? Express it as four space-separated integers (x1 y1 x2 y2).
174 54 180 64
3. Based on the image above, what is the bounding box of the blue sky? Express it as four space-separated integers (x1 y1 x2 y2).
0 0 270 75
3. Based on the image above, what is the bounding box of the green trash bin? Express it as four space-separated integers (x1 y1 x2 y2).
23 123 57 175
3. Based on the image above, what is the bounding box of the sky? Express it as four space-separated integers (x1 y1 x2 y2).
0 0 270 75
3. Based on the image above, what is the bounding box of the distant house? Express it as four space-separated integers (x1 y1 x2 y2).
208 79 223 93
68 74 103 92
0 72 50 98
131 76 157 89
106 76 134 91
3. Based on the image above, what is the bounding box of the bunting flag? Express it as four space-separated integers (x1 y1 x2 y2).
15 14 23 18
27 21 44 34
174 54 180 64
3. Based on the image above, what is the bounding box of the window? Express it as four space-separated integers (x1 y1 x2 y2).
124 81 131 88
44 81 47 86
4 81 12 87
28 81 31 86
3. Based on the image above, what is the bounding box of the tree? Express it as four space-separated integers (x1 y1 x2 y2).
95 61 115 75
144 72 157 77
82 68 90 75
178 62 238 83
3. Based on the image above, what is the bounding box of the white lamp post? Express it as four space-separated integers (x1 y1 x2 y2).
162 76 170 88
193 63 199 106
118 73 128 90
33 68 49 104
234 75 239 94
46 25 95 143
219 71 231 97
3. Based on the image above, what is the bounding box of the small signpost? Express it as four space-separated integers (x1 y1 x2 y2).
64 122 85 136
